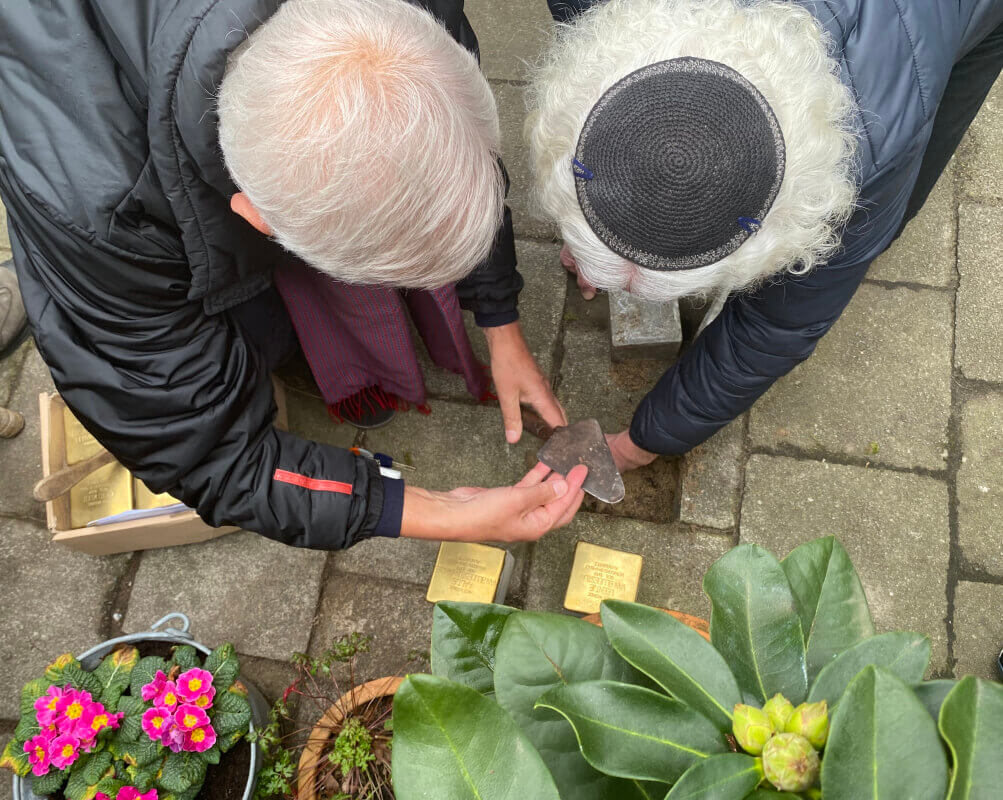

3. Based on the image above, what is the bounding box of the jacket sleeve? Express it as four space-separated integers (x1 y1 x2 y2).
455 163 524 327
7 199 388 550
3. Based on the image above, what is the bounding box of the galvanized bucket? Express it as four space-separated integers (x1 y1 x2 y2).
12 613 269 800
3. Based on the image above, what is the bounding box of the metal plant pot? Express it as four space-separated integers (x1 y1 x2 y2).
12 613 269 800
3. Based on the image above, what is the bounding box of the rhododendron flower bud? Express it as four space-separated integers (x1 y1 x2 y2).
174 704 209 732
177 669 213 702
141 707 172 742
732 703 773 755
23 733 53 776
762 733 820 792
183 724 216 753
785 701 829 748
48 733 80 770
141 671 170 702
763 693 795 732
34 686 65 727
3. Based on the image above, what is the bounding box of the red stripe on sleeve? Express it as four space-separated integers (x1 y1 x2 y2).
273 469 353 495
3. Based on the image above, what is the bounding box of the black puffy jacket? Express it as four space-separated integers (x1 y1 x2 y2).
0 0 520 549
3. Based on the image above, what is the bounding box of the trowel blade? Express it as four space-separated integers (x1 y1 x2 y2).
537 418 625 504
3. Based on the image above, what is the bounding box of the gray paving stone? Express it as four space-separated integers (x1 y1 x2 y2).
236 654 301 705
609 291 682 363
0 343 55 521
952 581 1003 681
0 337 31 408
558 319 677 522
525 513 733 619
959 75 1003 201
495 81 557 240
285 384 357 450
680 417 745 530
957 393 1003 575
749 282 952 470
124 532 325 663
869 164 956 287
956 204 1003 382
466 0 553 82
421 239 567 399
310 573 432 685
741 455 950 673
0 517 128 719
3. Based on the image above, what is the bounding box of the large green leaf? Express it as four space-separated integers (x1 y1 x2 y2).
703 544 807 704
158 750 207 795
536 680 728 784
807 632 931 707
664 754 762 800
939 676 1003 799
129 655 170 699
494 611 649 800
430 601 518 694
821 666 947 799
31 767 68 796
746 792 799 799
391 674 560 800
203 643 240 692
600 601 741 732
914 679 957 722
781 537 874 679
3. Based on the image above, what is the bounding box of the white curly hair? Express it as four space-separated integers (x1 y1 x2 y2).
527 0 859 301
219 0 504 288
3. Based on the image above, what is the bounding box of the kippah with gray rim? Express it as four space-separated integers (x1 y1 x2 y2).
574 57 786 271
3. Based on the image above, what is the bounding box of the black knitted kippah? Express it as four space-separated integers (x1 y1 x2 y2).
574 57 786 271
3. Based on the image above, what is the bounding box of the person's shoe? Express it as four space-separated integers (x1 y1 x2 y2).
0 261 29 359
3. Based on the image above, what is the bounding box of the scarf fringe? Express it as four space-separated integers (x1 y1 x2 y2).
327 385 417 423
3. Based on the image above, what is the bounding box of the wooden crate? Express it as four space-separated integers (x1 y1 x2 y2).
37 378 289 556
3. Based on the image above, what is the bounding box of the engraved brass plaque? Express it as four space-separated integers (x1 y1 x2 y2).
133 477 179 510
426 542 507 604
63 407 104 465
563 541 643 614
69 462 133 528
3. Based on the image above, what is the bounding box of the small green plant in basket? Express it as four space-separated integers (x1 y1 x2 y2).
391 536 1003 799
1 641 252 800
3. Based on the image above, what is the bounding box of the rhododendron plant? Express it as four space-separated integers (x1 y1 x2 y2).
0 641 252 800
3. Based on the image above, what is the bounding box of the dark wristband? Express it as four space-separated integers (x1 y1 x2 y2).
474 309 520 328
373 476 404 538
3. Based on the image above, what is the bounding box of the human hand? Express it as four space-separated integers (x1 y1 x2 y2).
560 244 598 301
606 430 658 473
400 463 588 542
484 321 567 443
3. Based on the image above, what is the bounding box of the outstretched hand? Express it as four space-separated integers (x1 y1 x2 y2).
401 462 588 542
484 321 567 443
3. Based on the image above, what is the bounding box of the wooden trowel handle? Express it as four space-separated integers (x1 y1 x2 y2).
520 407 556 441
33 449 117 502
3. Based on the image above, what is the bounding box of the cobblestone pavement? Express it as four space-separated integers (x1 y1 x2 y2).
2 4 1002 779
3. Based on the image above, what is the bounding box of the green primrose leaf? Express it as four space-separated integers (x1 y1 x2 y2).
430 601 519 694
93 646 140 709
703 544 807 704
171 645 201 671
0 737 32 777
130 656 171 699
392 674 560 800
600 600 741 732
781 537 874 680
203 644 240 692
535 680 728 784
821 666 947 800
158 750 207 794
31 766 69 796
938 676 1003 799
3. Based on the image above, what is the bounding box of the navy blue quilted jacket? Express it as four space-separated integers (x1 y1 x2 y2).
555 0 1003 454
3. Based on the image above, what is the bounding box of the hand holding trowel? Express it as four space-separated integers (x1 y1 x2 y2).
520 408 625 504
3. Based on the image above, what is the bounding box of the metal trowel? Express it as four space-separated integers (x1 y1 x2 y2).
521 410 625 504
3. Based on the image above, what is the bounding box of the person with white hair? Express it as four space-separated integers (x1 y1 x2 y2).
0 0 586 550
529 0 1003 470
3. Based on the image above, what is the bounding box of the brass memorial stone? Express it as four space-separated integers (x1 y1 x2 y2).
69 462 133 528
426 542 514 604
63 407 104 465
133 477 180 510
563 541 643 614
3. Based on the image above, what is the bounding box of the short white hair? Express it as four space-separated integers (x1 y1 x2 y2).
527 0 858 302
219 0 504 288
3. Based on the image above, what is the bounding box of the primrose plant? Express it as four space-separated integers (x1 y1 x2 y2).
1 642 252 800
391 537 1003 799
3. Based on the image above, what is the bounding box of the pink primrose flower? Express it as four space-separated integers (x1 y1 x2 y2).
176 669 213 702
154 681 180 710
55 689 91 734
96 794 111 800
48 733 80 769
141 670 170 702
118 788 158 800
173 704 209 733
33 686 65 727
23 733 53 777
182 724 216 753
163 724 185 754
141 707 172 743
